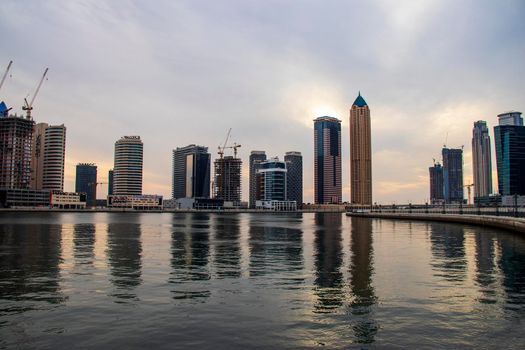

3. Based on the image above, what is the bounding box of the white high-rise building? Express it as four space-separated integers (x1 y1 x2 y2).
113 136 143 195
31 123 66 191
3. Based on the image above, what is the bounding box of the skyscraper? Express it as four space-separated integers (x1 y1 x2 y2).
429 162 444 204
214 156 242 203
108 169 114 195
442 147 464 203
249 151 266 208
0 113 34 189
75 163 97 207
30 123 47 189
494 111 525 197
113 136 143 195
31 123 67 191
42 124 66 191
284 151 303 208
349 92 372 205
472 121 492 199
256 157 287 201
314 116 342 204
172 145 210 199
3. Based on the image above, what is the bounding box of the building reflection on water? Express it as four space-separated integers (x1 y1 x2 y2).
106 221 143 302
0 223 65 313
170 213 211 300
497 234 525 309
73 223 96 267
313 213 344 313
348 217 378 344
213 215 241 279
248 214 304 287
474 231 497 303
430 223 467 282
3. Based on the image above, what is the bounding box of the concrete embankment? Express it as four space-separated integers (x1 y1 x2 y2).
346 212 525 234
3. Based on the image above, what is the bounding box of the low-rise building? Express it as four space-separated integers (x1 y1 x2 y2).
0 188 50 208
50 191 86 209
256 200 297 211
107 195 163 210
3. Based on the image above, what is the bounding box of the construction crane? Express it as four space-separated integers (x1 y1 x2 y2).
223 142 242 158
0 60 13 92
218 128 232 159
87 182 108 207
464 183 474 205
22 67 49 119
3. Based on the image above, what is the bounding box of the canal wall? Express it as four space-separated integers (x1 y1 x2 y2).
346 212 525 234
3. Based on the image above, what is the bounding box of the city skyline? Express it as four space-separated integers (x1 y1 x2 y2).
1 1 524 203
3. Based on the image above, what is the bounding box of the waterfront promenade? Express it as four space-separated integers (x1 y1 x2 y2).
347 210 525 234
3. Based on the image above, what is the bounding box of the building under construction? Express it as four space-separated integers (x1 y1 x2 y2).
214 155 242 203
0 113 34 189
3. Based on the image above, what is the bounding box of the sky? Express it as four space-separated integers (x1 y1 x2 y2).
0 0 524 204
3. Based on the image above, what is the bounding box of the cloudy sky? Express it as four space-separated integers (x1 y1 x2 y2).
1 0 524 204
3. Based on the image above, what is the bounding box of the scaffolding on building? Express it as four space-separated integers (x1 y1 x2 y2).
213 156 242 203
0 114 34 189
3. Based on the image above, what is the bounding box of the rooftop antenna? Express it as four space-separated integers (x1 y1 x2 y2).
443 131 449 148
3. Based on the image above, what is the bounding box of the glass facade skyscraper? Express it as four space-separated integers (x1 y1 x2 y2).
494 111 525 196
284 151 302 208
429 162 444 204
172 145 210 199
75 163 97 207
314 116 342 204
249 151 266 208
442 147 464 203
257 157 287 201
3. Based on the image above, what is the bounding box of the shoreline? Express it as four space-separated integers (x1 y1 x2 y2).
346 212 525 234
0 208 345 214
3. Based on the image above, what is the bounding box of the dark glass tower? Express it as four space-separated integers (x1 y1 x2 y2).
442 148 464 203
75 163 97 207
494 111 525 196
249 151 266 208
256 157 287 201
172 145 210 199
429 162 444 204
108 169 114 196
314 116 342 204
285 151 303 208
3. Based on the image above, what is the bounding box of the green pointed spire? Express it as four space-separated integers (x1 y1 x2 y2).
353 92 367 107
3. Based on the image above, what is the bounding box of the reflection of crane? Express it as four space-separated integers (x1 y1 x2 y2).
0 60 13 92
464 183 474 205
22 68 48 119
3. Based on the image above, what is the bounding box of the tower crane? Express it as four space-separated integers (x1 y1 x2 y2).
464 183 474 205
22 67 49 119
218 128 232 159
223 142 242 158
0 60 13 92
87 182 108 207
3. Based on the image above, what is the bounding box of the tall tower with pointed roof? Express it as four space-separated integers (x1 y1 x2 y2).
349 92 372 205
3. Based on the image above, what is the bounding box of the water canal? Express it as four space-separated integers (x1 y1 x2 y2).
0 212 524 349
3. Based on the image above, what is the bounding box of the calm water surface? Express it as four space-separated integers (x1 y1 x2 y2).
0 212 524 349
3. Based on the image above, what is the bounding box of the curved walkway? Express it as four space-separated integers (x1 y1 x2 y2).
346 212 525 234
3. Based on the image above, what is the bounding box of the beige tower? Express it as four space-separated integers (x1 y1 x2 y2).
349 92 372 205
